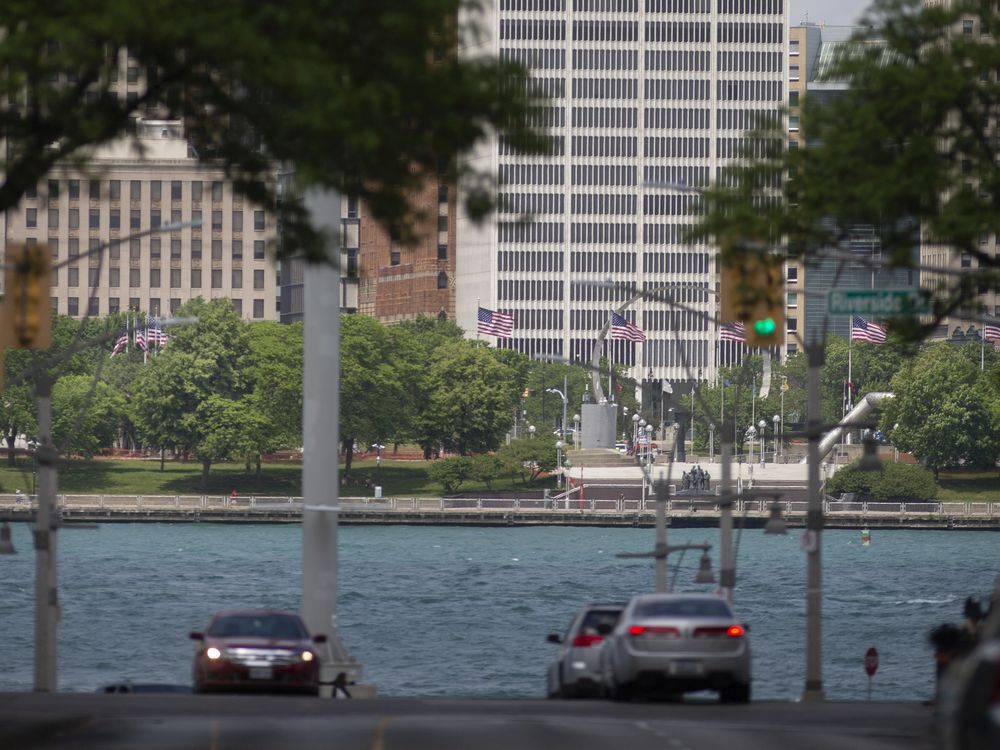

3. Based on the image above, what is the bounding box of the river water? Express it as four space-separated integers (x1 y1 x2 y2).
0 523 995 700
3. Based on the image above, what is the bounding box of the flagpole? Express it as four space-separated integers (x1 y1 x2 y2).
846 332 853 445
608 311 614 402
143 315 148 364
981 334 985 371
476 298 480 341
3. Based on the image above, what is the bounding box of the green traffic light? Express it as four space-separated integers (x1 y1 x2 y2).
753 318 777 337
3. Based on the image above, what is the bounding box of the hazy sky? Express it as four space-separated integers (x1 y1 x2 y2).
791 0 873 26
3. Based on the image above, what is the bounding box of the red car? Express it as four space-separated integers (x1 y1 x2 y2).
190 610 326 695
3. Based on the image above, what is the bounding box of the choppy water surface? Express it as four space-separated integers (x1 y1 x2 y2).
0 523 995 700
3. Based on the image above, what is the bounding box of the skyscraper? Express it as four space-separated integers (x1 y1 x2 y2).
456 0 787 388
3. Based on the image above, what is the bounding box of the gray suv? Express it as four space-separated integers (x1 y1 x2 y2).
545 604 624 699
599 593 751 702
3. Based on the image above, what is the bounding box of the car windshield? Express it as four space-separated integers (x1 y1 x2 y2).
635 598 733 618
578 609 622 635
207 614 308 639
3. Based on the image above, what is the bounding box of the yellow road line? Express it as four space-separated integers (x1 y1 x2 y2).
370 717 390 750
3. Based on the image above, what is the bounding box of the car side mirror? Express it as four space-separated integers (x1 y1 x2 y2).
742 623 751 633
189 631 204 641
596 623 613 636
312 634 328 644
546 633 562 644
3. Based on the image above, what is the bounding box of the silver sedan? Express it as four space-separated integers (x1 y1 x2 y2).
599 593 751 702
545 604 624 698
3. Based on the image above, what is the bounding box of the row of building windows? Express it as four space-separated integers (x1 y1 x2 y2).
717 0 783 14
717 50 783 72
642 309 709 332
642 251 710 274
570 164 637 186
646 49 710 72
644 339 709 369
646 21 710 43
501 47 566 69
716 136 782 158
573 21 639 41
500 19 566 40
572 48 639 71
650 0 711 12
57 266 267 290
529 77 566 97
570 338 636 367
570 309 639 331
573 106 638 128
499 0 566 10
645 78 711 101
717 107 781 131
645 107 710 129
569 222 638 244
498 250 565 272
717 22 783 43
572 135 638 157
643 165 710 187
570 250 637 273
717 79 783 101
572 77 639 99
569 282 634 302
577 0 639 10
508 308 564 330
525 106 566 128
26 207 266 231
497 279 565 300
29 236 268 262
26 179 252 205
643 222 702 245
640 284 708 303
643 193 704 216
56 296 268 319
643 136 709 158
498 337 564 358
499 163 566 186
498 221 566 243
570 193 637 215
500 192 566 215
500 133 564 155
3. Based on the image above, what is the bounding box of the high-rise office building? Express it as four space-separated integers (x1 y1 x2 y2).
456 0 788 388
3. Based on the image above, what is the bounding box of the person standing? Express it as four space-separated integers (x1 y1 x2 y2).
332 672 352 699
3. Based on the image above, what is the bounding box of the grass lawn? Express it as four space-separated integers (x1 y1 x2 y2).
0 457 553 498
936 470 1000 502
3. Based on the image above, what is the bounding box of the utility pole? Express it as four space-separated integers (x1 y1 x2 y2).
33 375 58 692
718 410 735 604
803 338 825 701
300 187 360 694
653 479 668 592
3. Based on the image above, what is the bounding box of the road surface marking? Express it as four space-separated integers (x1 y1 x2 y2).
371 716 390 750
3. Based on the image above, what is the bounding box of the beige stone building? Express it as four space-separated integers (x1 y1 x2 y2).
3 118 279 322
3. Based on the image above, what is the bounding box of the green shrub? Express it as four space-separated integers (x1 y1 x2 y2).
426 456 472 494
827 461 939 501
468 454 504 490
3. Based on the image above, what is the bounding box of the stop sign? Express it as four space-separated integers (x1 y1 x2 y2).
864 647 879 677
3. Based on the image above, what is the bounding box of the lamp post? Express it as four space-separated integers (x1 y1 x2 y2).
758 419 767 467
772 415 781 462
573 413 581 451
645 424 654 466
747 425 756 465
622 406 629 442
632 413 640 451
528 425 536 440
545 379 569 444
555 441 564 489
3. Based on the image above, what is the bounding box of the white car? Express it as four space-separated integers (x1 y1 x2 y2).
599 593 752 702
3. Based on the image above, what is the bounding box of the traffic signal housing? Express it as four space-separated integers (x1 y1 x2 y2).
720 241 784 349
2 243 52 350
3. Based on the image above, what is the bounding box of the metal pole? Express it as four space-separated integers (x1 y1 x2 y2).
34 376 58 692
804 339 825 701
718 416 735 603
562 375 568 445
301 187 359 693
654 480 668 593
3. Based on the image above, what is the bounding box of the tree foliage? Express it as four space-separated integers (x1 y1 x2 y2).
498 437 557 483
826 461 939 502
51 374 126 457
0 0 547 262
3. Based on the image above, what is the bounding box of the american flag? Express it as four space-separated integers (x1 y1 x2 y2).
720 321 746 343
111 332 128 355
610 311 646 342
147 325 170 346
135 329 148 352
985 324 1000 342
851 316 886 344
477 306 514 338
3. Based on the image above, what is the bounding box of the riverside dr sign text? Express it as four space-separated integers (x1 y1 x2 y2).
827 289 931 316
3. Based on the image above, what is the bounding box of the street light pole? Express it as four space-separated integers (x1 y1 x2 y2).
803 338 826 701
555 441 564 489
33 375 58 692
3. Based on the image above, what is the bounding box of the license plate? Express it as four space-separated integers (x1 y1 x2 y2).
670 660 703 676
248 666 273 680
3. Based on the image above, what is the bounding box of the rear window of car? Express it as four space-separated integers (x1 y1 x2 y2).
579 609 622 634
635 599 733 618
208 614 308 639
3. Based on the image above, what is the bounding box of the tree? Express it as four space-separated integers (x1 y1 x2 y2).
415 340 518 455
427 456 472 494
0 1 547 263
826 461 939 501
132 298 251 486
51 375 126 457
885 344 1000 477
695 0 1000 338
245 321 304 474
340 314 404 474
498 437 557 484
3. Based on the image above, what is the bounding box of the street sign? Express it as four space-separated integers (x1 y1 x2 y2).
864 647 879 677
827 289 931 316
799 530 817 553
